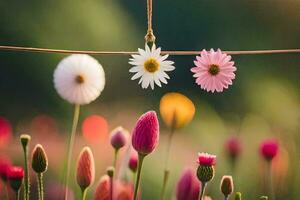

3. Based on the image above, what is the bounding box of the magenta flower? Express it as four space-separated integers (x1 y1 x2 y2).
110 126 129 150
94 175 110 200
191 49 236 93
176 168 200 200
132 111 159 155
225 136 242 158
197 153 217 166
128 151 138 173
7 166 24 193
260 139 279 161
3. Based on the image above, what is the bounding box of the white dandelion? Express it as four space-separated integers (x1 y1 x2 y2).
129 44 175 90
53 54 105 105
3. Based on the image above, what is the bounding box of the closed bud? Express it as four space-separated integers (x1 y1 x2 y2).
220 175 234 197
20 134 31 149
106 166 115 178
31 144 48 173
76 147 95 191
235 192 242 200
7 166 24 192
176 168 200 200
196 165 214 183
260 196 268 200
94 175 110 200
132 111 159 155
110 127 129 150
128 152 138 173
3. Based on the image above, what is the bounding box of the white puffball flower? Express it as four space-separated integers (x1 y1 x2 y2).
53 54 105 105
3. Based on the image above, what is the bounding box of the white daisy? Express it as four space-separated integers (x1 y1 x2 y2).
129 44 175 90
53 54 105 105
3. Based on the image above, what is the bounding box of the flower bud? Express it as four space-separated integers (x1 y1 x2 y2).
220 175 234 197
128 152 138 173
31 144 48 173
110 127 128 150
106 166 115 178
0 157 11 182
260 139 279 161
235 192 242 200
132 111 159 155
76 147 95 191
94 175 110 200
260 196 268 200
225 136 242 159
7 166 24 192
159 92 195 129
176 168 200 200
196 153 216 183
20 134 31 149
114 180 134 200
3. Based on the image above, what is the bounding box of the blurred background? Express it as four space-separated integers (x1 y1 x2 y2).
0 0 300 199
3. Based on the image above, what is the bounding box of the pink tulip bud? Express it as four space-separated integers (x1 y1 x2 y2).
0 157 11 182
132 111 159 155
128 151 138 173
7 166 24 192
176 168 200 200
260 139 279 161
94 175 110 200
225 136 242 159
110 127 129 150
76 147 95 191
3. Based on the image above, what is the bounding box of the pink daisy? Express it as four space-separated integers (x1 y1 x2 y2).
191 49 236 93
197 152 216 166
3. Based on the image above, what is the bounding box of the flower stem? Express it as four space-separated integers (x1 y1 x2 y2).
37 173 44 200
81 188 87 200
199 182 207 200
22 143 30 200
267 161 275 200
113 149 119 171
64 104 81 199
133 153 145 200
110 176 113 200
160 127 175 200
16 190 20 200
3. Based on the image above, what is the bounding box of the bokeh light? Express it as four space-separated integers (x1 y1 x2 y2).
82 115 109 144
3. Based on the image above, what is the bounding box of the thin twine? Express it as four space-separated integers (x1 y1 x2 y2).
1 45 300 55
145 0 156 43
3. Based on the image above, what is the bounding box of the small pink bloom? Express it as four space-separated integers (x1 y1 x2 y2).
110 126 129 150
0 157 11 181
7 166 24 180
176 168 200 200
132 111 159 155
225 136 242 158
76 147 95 190
197 153 216 166
94 175 110 200
191 49 236 93
128 151 138 173
260 139 279 161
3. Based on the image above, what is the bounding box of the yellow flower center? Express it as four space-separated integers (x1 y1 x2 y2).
208 64 220 75
144 58 160 73
75 75 85 84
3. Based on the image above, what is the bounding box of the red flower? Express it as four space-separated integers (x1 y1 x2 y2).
260 139 279 161
0 157 11 181
94 175 110 200
7 166 24 180
132 111 159 155
225 136 242 158
197 153 216 166
76 147 95 190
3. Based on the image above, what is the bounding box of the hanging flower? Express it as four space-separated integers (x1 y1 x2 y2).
53 54 105 105
129 44 175 90
191 49 236 93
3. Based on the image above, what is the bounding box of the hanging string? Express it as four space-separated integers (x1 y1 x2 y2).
145 0 156 43
0 45 300 56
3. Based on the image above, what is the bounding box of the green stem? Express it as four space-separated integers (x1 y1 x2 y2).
110 176 113 200
113 149 119 171
267 161 275 200
133 154 145 200
16 190 20 200
82 188 87 200
64 104 81 199
37 173 44 200
199 182 207 200
22 145 30 200
160 127 175 200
